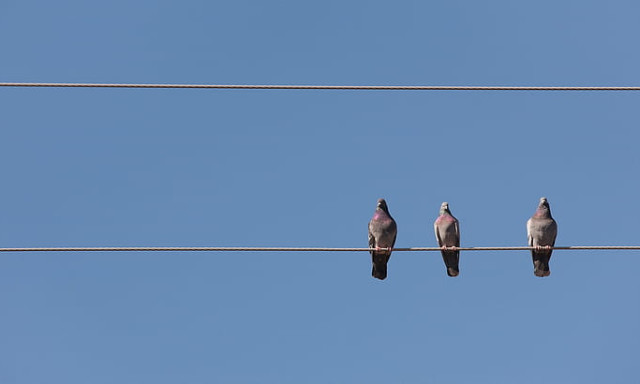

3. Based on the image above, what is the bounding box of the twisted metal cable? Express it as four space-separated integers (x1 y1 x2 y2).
0 246 638 253
2 83 640 91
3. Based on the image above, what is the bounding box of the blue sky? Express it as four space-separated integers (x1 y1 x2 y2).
1 1 639 383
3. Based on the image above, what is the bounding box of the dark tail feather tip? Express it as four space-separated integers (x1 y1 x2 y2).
447 267 459 277
533 263 551 277
372 264 387 280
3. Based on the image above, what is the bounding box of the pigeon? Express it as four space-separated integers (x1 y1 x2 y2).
526 197 558 277
368 198 397 280
434 202 460 277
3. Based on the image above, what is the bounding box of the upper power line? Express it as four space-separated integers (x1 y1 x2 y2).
2 82 640 91
0 246 639 253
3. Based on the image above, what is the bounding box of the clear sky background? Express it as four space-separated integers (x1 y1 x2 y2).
1 1 639 383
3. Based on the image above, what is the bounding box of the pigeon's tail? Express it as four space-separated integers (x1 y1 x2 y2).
532 251 552 277
371 252 390 280
441 250 460 277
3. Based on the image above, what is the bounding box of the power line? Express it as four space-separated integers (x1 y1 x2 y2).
0 246 639 253
2 82 640 91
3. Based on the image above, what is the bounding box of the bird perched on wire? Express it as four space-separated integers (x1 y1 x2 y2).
434 202 460 277
368 198 397 280
526 197 558 277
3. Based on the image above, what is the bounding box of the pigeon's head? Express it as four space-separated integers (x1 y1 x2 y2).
539 197 549 209
536 197 552 217
376 198 389 211
440 202 451 214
